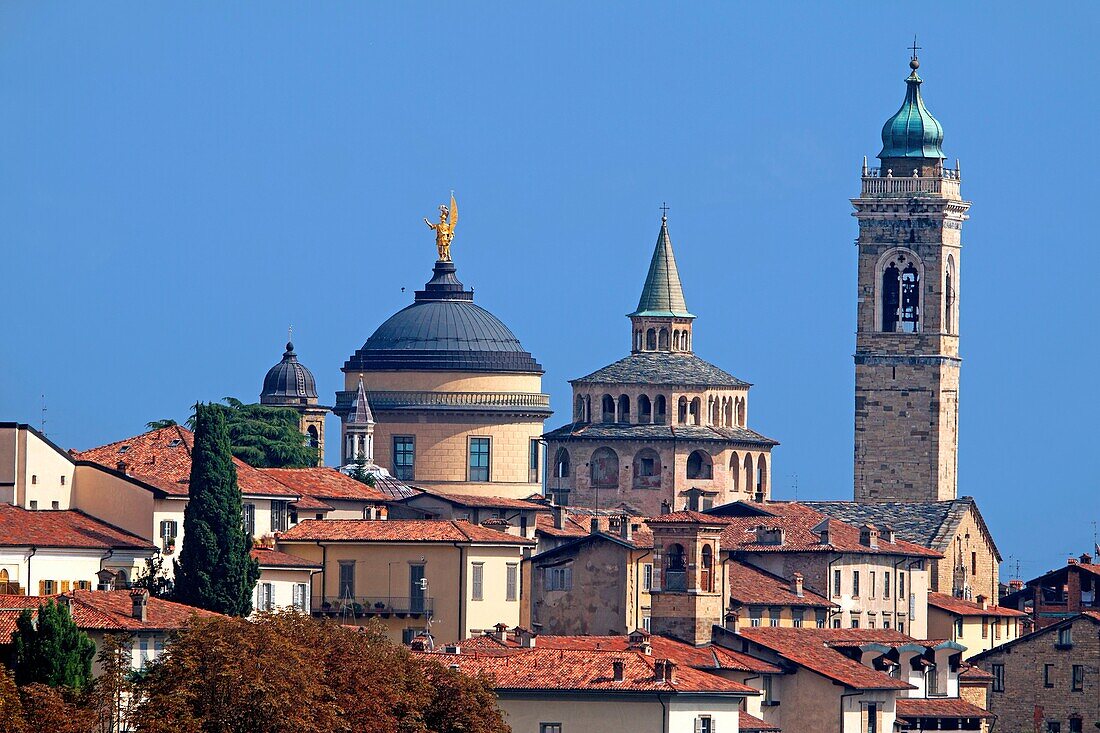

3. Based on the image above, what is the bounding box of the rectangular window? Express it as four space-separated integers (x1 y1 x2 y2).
762 674 775 704
60 476 65 486
769 607 782 627
994 618 1001 639
869 571 876 599
338 561 355 599
506 563 518 602
159 520 178 550
1070 719 1083 733
1072 664 1084 691
851 618 860 628
971 551 977 576
1048 723 1061 733
471 562 484 601
51 501 59 510
544 565 572 591
982 617 988 638
1044 663 1054 688
539 725 562 733
792 609 804 628
402 628 418 645
257 582 274 612
469 438 491 482
643 563 653 591
852 570 860 598
29 500 37 510
991 663 1004 692
409 564 426 613
696 716 713 733
242 503 255 536
749 608 763 627
292 583 308 611
642 615 651 633
138 636 150 666
41 579 55 595
833 568 841 597
884 572 891 599
529 439 540 483
393 436 415 480
927 666 941 695
1057 626 1073 647
816 610 828 628
899 572 905 597
270 500 289 532
865 703 878 733
832 618 842 628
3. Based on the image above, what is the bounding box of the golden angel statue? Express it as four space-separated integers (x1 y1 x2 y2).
424 193 458 261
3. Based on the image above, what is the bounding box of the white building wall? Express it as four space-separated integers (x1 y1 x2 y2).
253 567 314 614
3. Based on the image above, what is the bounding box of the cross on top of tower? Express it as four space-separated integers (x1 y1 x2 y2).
659 202 670 221
909 36 921 60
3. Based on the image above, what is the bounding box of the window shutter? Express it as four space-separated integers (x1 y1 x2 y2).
694 718 703 733
61 580 70 592
38 580 45 595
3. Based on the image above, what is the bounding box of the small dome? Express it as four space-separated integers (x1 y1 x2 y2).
345 260 542 373
878 61 945 160
261 342 318 404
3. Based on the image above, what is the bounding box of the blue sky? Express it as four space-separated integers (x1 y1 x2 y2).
2 3 1097 580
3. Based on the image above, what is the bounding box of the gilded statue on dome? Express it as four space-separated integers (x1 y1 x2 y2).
424 193 458 261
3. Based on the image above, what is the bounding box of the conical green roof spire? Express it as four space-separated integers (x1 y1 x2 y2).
630 215 694 319
878 56 945 160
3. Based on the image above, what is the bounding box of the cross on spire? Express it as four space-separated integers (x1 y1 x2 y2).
909 35 921 60
288 324 293 342
659 202 670 221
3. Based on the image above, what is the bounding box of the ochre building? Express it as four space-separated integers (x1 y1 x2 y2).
336 254 550 498
544 215 777 516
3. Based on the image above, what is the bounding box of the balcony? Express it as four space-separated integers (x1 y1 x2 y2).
860 167 961 199
314 596 434 619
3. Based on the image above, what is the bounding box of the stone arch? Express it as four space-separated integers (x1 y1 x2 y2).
590 447 620 488
876 247 925 333
729 452 740 492
737 397 746 427
575 395 586 421
654 395 667 424
945 254 957 335
664 543 686 591
709 398 720 426
743 453 754 496
632 448 662 489
700 544 714 592
307 424 319 449
618 395 631 423
554 448 570 478
601 394 615 423
673 330 681 350
690 397 702 426
756 454 768 497
638 394 652 423
677 396 689 424
646 328 657 350
687 449 713 480
724 398 733 427
658 328 670 350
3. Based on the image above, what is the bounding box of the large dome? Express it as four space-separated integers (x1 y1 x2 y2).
344 260 542 373
878 58 945 161
261 342 318 404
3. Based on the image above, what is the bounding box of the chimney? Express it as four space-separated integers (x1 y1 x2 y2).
881 524 896 544
553 505 566 530
410 637 427 651
515 627 537 648
792 572 804 598
116 461 128 474
660 500 671 515
654 659 666 681
621 519 633 542
860 524 879 549
612 659 625 682
1008 579 1024 592
977 594 988 611
591 517 601 534
130 589 149 622
1068 557 1079 566
444 644 461 655
493 622 509 644
665 660 677 683
1081 553 1093 565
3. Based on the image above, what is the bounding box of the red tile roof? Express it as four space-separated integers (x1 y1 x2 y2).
739 711 781 731
250 547 323 569
716 502 941 558
647 510 724 524
417 647 754 694
0 590 220 639
895 697 994 720
727 561 834 608
535 513 590 539
410 489 548 510
0 505 153 550
737 627 914 691
462 632 782 674
261 467 387 503
75 427 299 499
290 495 333 511
277 519 535 545
959 662 994 682
927 592 1028 618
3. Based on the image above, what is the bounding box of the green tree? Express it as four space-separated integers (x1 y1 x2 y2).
12 600 96 690
131 555 173 599
188 398 317 468
346 451 376 487
173 403 260 616
144 419 177 430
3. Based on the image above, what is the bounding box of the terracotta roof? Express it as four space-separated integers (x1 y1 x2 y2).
462 632 782 674
727 561 833 608
290 494 334 511
896 697 994 720
76 426 300 500
959 662 994 682
927 592 1027 618
535 513 590 539
970 610 1100 660
417 647 754 694
739 711 782 732
250 547 323 569
277 519 535 545
0 505 153 550
408 489 548 510
261 467 387 503
647 510 724 524
0 590 220 639
737 627 914 691
714 502 941 558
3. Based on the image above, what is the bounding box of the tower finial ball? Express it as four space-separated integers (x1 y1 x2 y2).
910 57 920 70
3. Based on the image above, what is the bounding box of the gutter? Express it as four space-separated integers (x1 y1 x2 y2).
635 547 652 631
658 692 669 733
453 542 467 639
26 547 36 594
827 553 843 625
314 541 327 605
840 689 861 732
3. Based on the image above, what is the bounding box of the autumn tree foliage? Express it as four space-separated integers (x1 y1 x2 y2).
132 613 510 733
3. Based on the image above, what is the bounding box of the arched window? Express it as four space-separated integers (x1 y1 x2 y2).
617 395 630 423
601 395 615 423
554 448 570 479
307 424 319 448
638 395 652 423
664 543 686 591
632 448 662 489
743 454 754 496
709 399 720 426
687 450 713 480
658 328 670 350
700 545 714 592
677 396 689 424
882 263 901 332
635 330 643 351
729 452 740 493
590 447 620 488
724 398 733 427
756 455 768 497
690 397 702 426
945 255 956 334
737 398 746 427
900 263 920 332
654 395 667 424
646 328 657 350
684 332 690 351
575 395 586 421
673 330 681 350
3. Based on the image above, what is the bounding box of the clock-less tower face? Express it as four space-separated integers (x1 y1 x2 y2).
852 57 971 503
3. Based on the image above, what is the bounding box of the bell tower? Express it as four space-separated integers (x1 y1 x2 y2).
852 53 971 503
648 512 724 646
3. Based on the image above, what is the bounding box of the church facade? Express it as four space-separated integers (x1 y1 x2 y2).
544 215 777 516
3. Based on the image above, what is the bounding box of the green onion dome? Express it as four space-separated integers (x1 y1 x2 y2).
878 58 945 160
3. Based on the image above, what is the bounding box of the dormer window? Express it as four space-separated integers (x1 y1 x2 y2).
755 526 784 546
118 445 130 455
168 439 182 448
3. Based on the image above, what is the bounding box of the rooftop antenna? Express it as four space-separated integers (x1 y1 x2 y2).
40 394 47 436
792 473 799 501
288 324 293 343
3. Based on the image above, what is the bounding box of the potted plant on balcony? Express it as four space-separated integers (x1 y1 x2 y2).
352 602 364 616
321 600 332 612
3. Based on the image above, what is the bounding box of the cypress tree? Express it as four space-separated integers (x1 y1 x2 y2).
12 600 95 689
173 402 260 616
